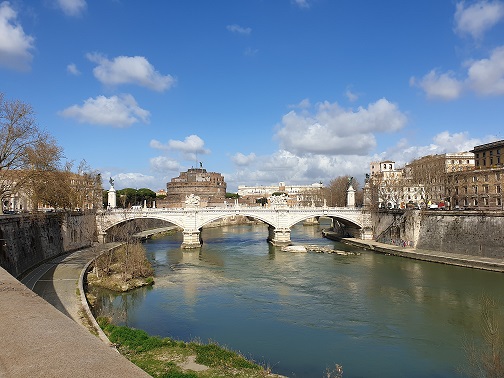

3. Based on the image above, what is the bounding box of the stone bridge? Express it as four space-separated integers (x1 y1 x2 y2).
97 201 372 248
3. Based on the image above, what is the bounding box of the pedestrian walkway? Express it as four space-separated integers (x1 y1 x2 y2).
1 243 151 378
341 237 504 272
21 243 122 323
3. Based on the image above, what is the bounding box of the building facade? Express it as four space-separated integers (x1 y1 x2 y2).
162 168 227 208
237 182 324 206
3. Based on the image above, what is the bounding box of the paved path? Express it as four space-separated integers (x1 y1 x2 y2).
0 242 151 378
21 243 122 323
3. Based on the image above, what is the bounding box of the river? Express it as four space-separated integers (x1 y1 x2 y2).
91 221 504 377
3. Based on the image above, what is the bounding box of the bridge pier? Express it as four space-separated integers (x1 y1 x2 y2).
267 226 291 246
97 232 107 244
181 230 202 249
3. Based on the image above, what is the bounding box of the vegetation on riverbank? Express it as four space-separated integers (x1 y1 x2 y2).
87 242 154 292
97 317 282 378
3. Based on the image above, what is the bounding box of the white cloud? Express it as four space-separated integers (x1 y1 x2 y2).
466 46 504 95
454 0 504 39
67 63 80 75
87 53 176 92
0 1 35 71
150 135 210 162
345 89 358 102
149 156 181 172
244 47 259 56
275 98 407 156
414 46 504 99
381 131 497 169
55 0 86 17
58 94 150 127
410 69 464 100
110 172 157 190
168 135 210 154
149 139 168 150
292 0 310 9
226 24 252 35
231 152 256 166
226 150 371 191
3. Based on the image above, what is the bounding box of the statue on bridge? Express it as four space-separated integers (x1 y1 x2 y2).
269 194 288 207
185 194 200 208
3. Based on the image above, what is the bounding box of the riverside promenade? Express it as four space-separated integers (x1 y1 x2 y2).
334 236 504 273
0 243 151 378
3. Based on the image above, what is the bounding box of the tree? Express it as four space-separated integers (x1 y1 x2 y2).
0 93 63 213
324 176 361 207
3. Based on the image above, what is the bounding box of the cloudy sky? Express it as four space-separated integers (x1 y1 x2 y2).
1 0 503 191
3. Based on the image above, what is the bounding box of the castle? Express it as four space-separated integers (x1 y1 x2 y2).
161 167 227 208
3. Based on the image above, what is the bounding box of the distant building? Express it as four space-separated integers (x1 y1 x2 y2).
237 182 324 206
367 161 424 208
156 189 167 197
471 140 504 169
454 140 504 210
161 167 227 208
405 152 475 207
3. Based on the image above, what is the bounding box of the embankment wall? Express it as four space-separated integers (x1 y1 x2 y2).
374 210 504 257
0 212 95 278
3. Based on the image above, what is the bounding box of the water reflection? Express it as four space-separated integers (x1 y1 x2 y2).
91 223 504 377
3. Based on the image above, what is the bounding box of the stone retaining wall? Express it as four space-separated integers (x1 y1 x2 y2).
374 210 504 258
0 212 95 278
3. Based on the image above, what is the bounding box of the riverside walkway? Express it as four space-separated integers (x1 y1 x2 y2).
337 236 504 273
0 243 150 378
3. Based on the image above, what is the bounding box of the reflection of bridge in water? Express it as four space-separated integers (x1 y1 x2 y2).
97 204 372 248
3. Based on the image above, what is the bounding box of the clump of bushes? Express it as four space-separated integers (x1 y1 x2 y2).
89 242 154 292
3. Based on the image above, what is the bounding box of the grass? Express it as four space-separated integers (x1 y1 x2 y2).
97 317 279 378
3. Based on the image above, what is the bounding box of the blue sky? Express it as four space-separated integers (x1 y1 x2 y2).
1 0 504 192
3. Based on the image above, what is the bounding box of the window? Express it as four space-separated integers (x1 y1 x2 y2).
490 158 493 165
473 186 478 194
473 176 478 182
484 185 489 193
490 150 494 156
497 185 501 194
498 198 502 206
484 197 489 206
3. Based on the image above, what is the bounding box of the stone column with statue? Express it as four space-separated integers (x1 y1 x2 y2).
346 177 356 207
107 177 117 209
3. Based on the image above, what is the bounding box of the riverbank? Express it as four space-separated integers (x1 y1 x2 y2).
21 235 284 377
323 231 504 273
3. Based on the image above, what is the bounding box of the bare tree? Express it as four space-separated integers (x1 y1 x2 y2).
324 176 360 207
0 93 63 213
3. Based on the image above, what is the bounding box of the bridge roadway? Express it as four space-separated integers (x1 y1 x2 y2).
97 205 372 248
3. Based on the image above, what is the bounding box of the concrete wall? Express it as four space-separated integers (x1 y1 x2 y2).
0 212 95 278
374 210 504 257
